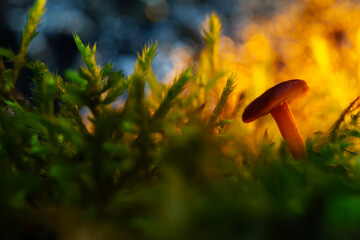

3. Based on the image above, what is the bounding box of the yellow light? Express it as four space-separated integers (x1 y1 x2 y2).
193 0 360 152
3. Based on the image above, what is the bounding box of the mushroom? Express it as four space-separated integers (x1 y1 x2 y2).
242 79 309 159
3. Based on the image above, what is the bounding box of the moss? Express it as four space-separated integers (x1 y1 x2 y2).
1 1 360 239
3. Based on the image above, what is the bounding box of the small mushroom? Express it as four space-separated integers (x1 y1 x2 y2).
242 79 309 159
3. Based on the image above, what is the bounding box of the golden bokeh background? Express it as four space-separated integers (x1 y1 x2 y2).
191 0 360 153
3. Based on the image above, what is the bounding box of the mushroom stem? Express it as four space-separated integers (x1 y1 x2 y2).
271 102 306 159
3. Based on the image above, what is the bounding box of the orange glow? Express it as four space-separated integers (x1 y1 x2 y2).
192 0 360 153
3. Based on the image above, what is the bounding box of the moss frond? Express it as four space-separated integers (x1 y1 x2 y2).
13 0 46 84
329 96 360 142
208 73 235 126
0 47 17 61
135 41 158 74
201 12 222 72
102 71 130 104
73 33 100 80
153 67 194 121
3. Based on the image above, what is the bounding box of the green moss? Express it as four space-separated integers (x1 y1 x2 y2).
1 1 360 239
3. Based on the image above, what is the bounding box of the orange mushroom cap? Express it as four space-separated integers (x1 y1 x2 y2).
242 79 309 123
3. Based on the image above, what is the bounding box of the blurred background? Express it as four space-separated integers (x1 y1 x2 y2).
4 0 359 140
0 0 293 80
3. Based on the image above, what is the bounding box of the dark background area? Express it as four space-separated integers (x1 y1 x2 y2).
0 0 291 81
